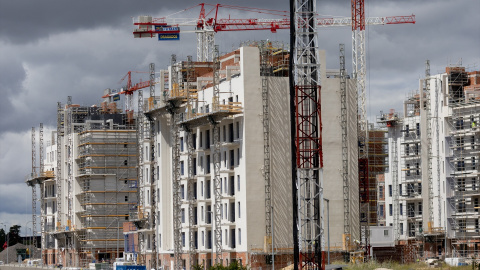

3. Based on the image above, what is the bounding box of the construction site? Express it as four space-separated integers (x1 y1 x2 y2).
19 1 480 270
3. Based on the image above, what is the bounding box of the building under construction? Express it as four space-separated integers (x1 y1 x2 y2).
27 42 364 269
119 42 360 270
379 64 480 262
27 99 138 267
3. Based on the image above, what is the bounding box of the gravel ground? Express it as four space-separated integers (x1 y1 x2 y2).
0 243 41 263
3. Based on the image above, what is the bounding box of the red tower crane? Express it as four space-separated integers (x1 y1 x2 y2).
102 70 157 115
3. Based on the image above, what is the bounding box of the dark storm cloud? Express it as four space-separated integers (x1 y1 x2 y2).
0 0 478 224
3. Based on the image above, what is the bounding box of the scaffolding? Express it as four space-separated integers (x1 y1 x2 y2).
445 67 480 257
340 44 350 239
367 128 388 227
377 109 401 240
77 119 137 267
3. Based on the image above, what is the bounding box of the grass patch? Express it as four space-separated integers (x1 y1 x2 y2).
339 260 475 270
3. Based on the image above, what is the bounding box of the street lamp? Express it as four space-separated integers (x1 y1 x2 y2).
323 198 330 265
25 220 34 258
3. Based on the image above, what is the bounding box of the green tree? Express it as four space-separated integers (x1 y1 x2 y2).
8 225 22 246
210 261 246 270
0 228 5 252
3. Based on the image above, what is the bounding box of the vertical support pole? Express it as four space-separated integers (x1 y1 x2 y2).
40 122 46 263
31 127 37 259
260 43 272 241
186 128 197 269
170 54 183 270
340 44 350 238
291 0 323 269
213 123 221 264
137 87 145 265
56 101 63 264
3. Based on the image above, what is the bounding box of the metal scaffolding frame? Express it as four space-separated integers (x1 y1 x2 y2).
185 55 197 269
39 123 45 261
340 44 350 238
291 1 324 268
212 46 223 263
445 69 480 256
56 101 64 265
77 118 137 267
260 43 272 241
149 62 158 270
400 96 423 240
170 54 183 270
31 127 38 258
425 61 435 228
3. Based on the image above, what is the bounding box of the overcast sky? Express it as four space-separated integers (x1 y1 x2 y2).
0 0 478 236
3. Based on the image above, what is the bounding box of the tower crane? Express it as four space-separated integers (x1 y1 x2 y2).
132 3 414 62
101 70 158 114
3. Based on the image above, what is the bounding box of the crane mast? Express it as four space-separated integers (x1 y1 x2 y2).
290 0 324 269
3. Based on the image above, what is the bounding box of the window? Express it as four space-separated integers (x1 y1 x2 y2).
405 144 410 156
400 223 404 235
145 146 149 161
125 196 128 202
236 121 240 139
182 232 186 247
472 157 476 170
206 180 211 199
181 208 185 223
384 230 389 236
181 161 185 175
223 125 226 142
457 159 465 171
405 124 409 137
416 163 420 175
457 178 466 192
456 118 464 130
459 219 466 233
389 204 393 216
379 205 384 218
417 183 422 194
206 155 211 174
201 206 204 221
379 186 384 200
237 175 241 192
474 198 479 213
157 166 159 180
180 185 185 199
201 181 204 197
400 203 403 215
158 143 161 157
233 228 239 247
415 143 419 155
388 185 392 197
416 123 420 135
418 202 423 215
406 164 410 176
200 132 203 148
457 200 466 213
408 203 415 217
238 202 241 218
